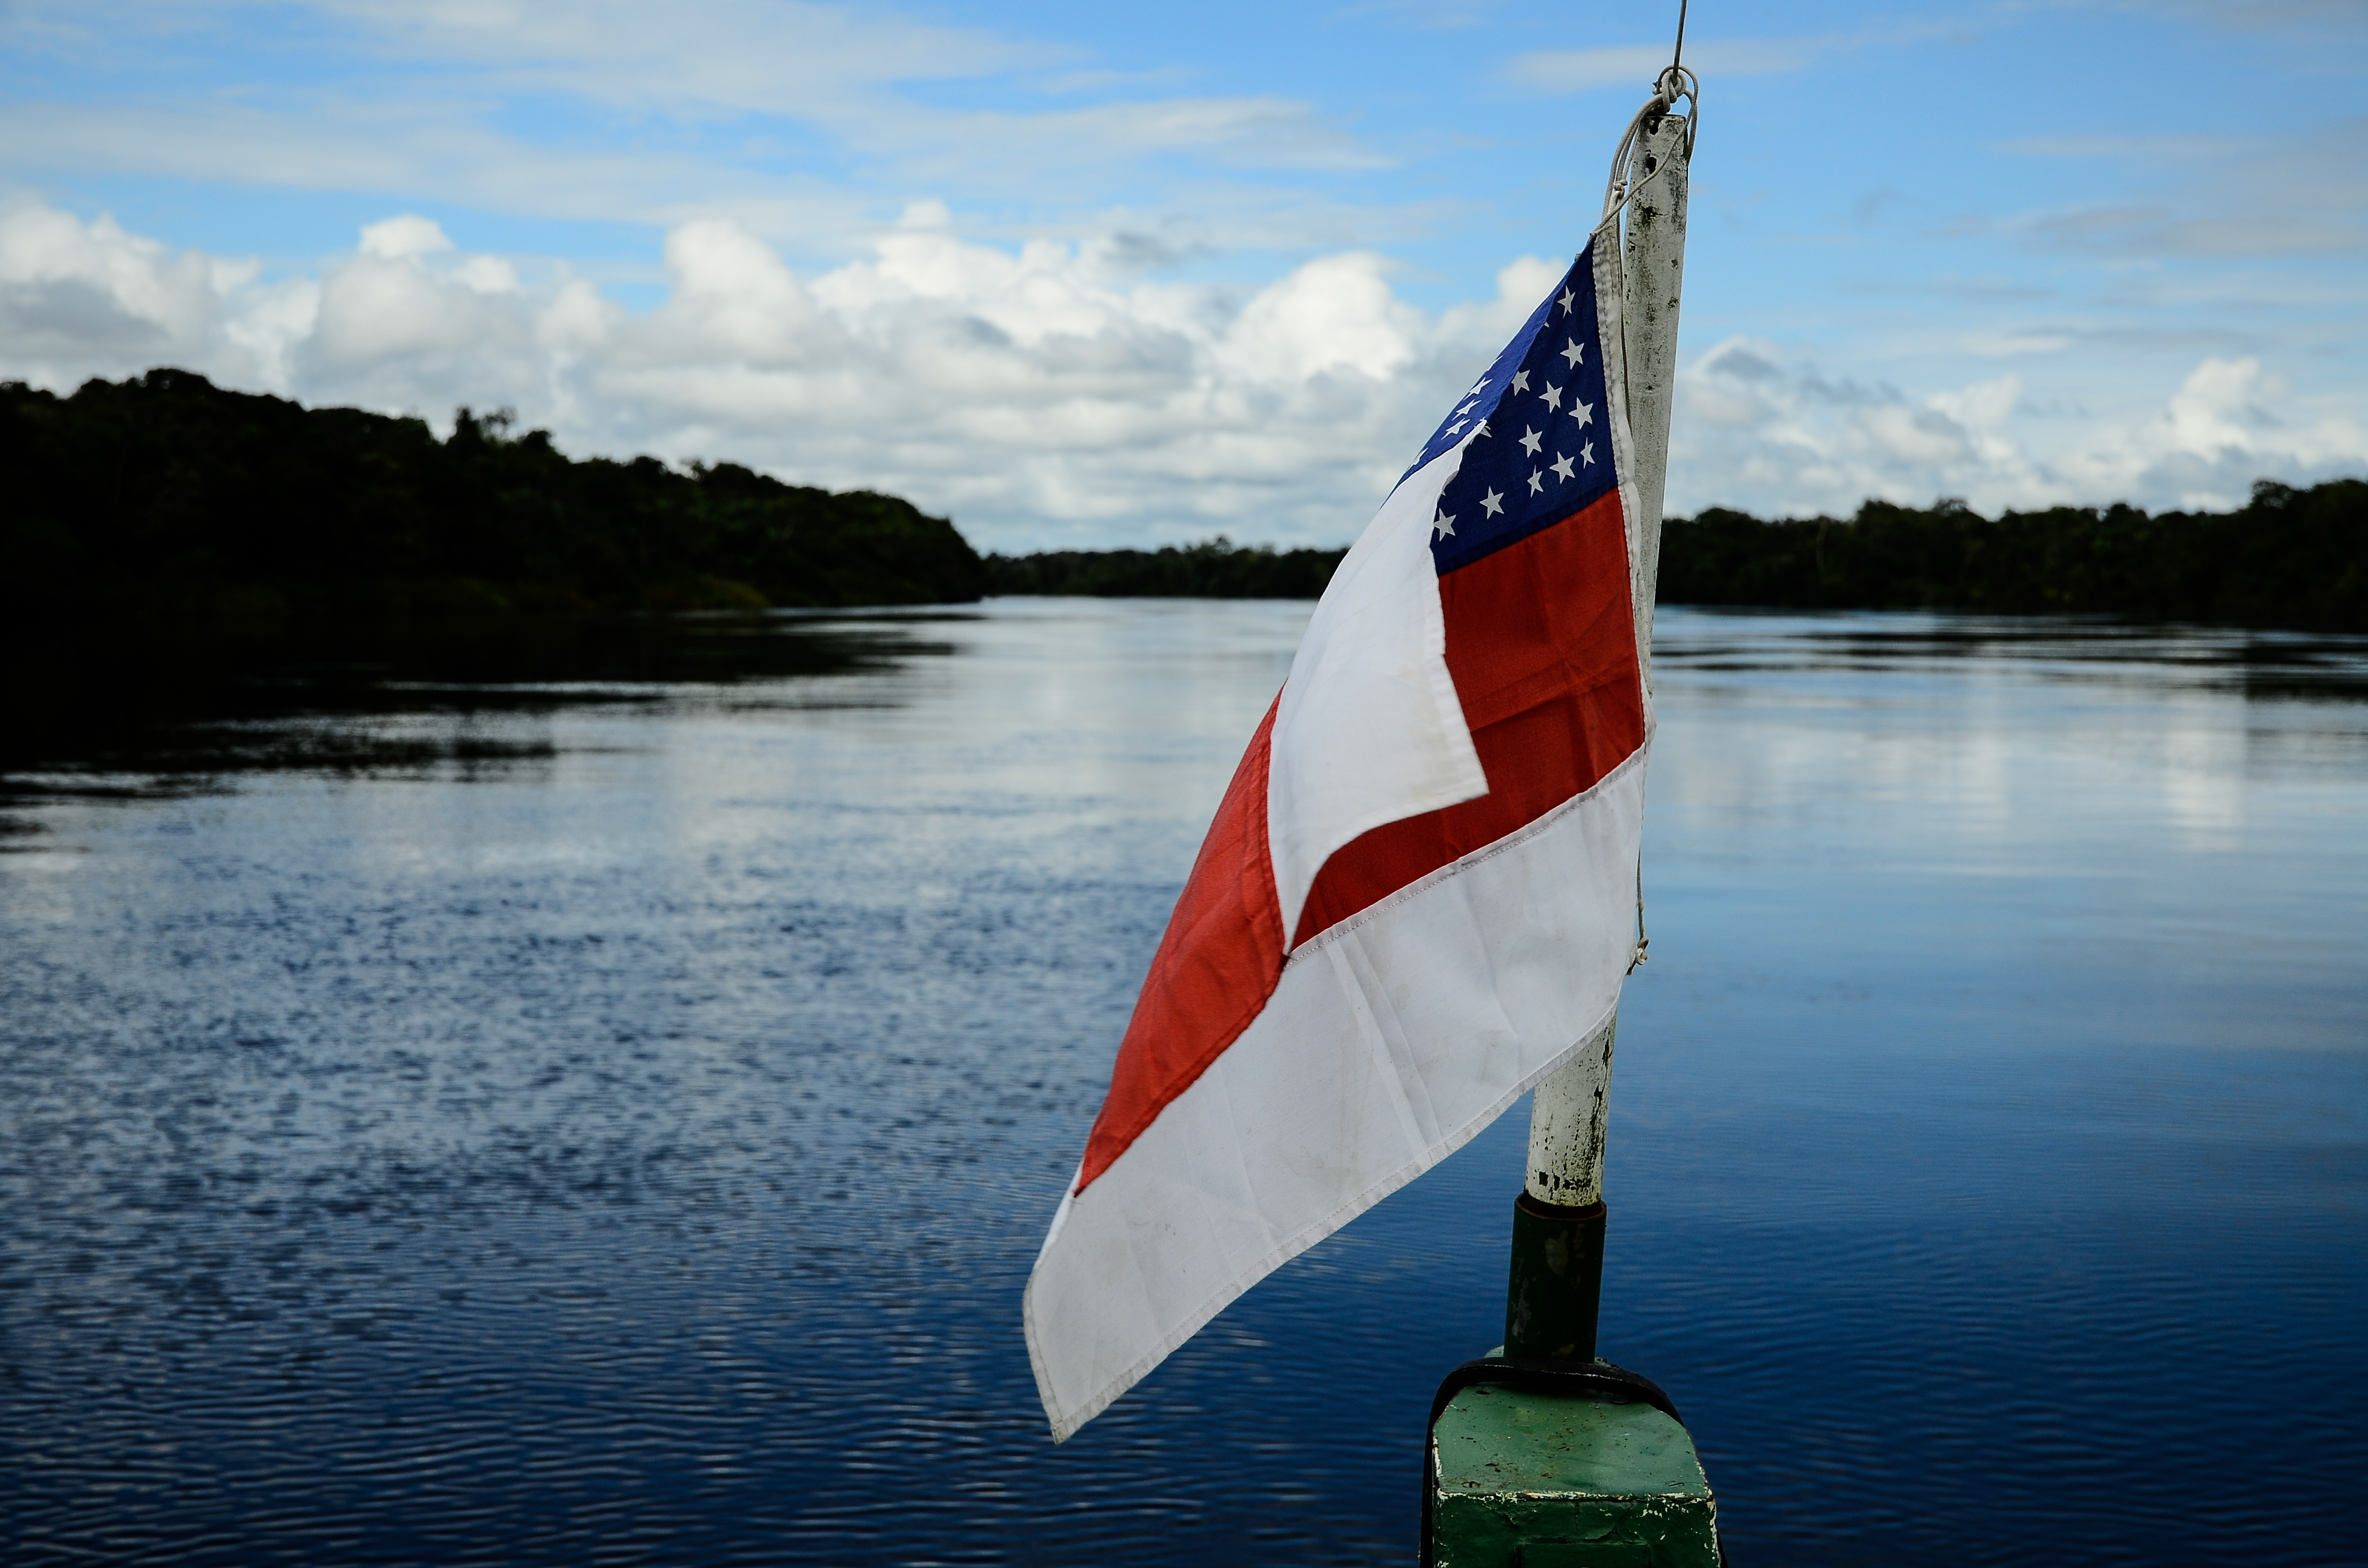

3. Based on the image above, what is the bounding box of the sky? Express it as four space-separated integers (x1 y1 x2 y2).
3 0 2364 550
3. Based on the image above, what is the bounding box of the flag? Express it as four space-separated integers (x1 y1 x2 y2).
1025 218 1655 1443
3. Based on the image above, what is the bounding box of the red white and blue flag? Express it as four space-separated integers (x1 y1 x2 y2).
1026 225 1655 1441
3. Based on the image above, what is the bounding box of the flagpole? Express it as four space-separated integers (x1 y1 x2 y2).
1620 74 1692 660
1425 66 1713 1568
1504 82 1691 1364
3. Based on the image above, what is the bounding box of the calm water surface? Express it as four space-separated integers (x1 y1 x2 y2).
3 601 2363 1566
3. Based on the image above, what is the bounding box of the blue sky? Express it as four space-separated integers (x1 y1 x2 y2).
4 0 2363 549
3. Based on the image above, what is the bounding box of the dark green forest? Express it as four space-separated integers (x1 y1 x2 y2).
989 481 2367 633
10 369 2363 642
1659 482 2368 632
2 369 989 646
986 538 1347 599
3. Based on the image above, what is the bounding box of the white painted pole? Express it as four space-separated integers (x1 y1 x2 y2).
1522 100 1690 1214
1526 1014 1618 1206
1619 107 1691 667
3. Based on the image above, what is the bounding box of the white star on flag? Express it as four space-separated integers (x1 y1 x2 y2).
1479 486 1505 516
1519 426 1544 456
1561 338 1586 368
1551 452 1577 481
1527 470 1545 495
1580 440 1596 465
1434 509 1456 539
1571 400 1595 429
1512 370 1530 393
1541 384 1563 412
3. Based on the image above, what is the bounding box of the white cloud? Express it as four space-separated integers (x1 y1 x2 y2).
0 202 254 377
2080 355 2368 510
1673 338 2368 518
359 214 455 260
7 201 2360 549
0 199 1547 548
1219 253 1422 383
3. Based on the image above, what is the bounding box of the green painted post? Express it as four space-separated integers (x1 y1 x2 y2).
1426 87 1715 1568
1431 1384 1719 1568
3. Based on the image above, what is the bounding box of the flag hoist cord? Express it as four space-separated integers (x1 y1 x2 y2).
1603 0 1697 220
1602 67 1699 226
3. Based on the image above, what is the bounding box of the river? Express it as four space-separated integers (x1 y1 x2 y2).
3 600 2362 1565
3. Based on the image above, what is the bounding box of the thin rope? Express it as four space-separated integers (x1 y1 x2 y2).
1626 859 1649 974
1671 0 1688 76
1599 66 1698 223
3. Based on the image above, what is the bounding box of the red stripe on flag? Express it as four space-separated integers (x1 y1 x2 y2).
1076 698 1287 1194
1073 490 1640 1194
1290 490 1643 949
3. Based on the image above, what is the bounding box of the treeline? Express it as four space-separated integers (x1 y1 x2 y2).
987 538 1349 599
986 481 2367 633
1659 481 2368 632
1 369 989 648
8 369 2358 639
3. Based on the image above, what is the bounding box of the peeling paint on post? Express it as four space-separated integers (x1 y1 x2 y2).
1507 1016 1616 1360
1527 1015 1616 1209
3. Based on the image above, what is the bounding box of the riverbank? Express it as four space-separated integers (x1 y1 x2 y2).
16 370 2358 639
0 370 992 772
1661 482 2368 633
1 369 990 643
985 539 1346 599
985 480 2367 633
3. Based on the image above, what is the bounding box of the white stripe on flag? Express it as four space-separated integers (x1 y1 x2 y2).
1267 439 1489 949
1022 739 1649 1442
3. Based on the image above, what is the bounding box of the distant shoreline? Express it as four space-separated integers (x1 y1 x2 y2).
1655 484 2366 635
2 368 991 642
9 370 2361 652
984 539 1346 600
989 482 2366 636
